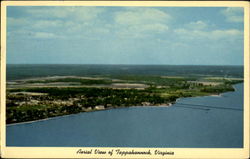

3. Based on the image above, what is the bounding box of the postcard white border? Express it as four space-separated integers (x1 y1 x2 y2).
0 1 249 158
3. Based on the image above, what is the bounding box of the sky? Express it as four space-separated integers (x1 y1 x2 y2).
7 6 244 65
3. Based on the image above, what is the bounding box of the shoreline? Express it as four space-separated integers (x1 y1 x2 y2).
7 104 173 126
7 86 237 126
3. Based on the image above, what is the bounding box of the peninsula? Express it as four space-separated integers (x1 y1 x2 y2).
6 74 243 124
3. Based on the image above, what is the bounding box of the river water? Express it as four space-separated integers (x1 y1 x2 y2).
6 83 243 148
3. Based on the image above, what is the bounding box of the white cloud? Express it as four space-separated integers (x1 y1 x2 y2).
26 7 105 21
174 28 243 41
114 8 171 38
174 17 243 42
115 8 171 25
8 7 108 40
118 23 169 38
8 6 243 44
32 20 63 29
8 29 59 39
139 23 168 32
33 32 58 39
210 29 243 39
7 17 29 26
8 7 172 40
221 7 243 23
174 29 206 40
186 20 207 30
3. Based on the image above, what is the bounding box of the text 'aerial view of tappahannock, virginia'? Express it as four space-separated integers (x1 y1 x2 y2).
6 6 244 148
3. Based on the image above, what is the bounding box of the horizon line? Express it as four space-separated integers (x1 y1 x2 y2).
6 63 244 66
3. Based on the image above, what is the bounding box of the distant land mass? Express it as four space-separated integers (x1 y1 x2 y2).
7 64 243 81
